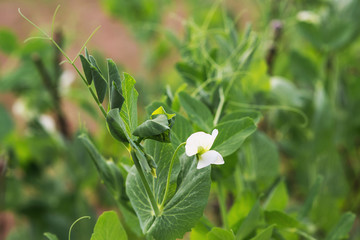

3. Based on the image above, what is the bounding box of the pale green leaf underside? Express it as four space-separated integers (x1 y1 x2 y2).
120 72 138 137
126 140 211 240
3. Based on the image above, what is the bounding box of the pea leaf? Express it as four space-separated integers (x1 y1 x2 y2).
126 141 211 240
236 201 261 240
264 211 300 229
207 227 235 240
250 225 274 240
91 66 108 103
213 117 256 157
0 28 18 54
90 211 128 240
133 115 170 139
120 73 138 137
43 232 58 240
106 109 128 143
80 55 93 84
325 212 356 240
179 91 213 132
107 59 125 110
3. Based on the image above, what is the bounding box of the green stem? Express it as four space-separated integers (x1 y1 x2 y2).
130 151 160 217
217 182 229 229
160 142 186 209
213 87 225 126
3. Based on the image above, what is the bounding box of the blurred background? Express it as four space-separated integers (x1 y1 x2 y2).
1 0 360 239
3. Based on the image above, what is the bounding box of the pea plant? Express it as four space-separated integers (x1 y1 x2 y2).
18 3 356 240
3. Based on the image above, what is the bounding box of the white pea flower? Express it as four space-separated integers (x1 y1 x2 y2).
185 129 224 169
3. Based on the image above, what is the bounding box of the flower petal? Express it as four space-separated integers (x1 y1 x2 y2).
185 131 212 156
197 150 224 169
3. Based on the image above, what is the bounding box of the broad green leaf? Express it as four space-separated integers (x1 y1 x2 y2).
0 28 18 54
250 225 274 240
117 204 142 237
80 55 93 84
207 227 235 240
264 211 300 229
107 59 125 109
213 118 256 157
90 211 127 240
43 232 58 240
179 91 213 132
263 180 288 211
106 109 128 143
298 176 323 219
126 141 211 240
91 66 108 103
171 113 193 147
79 134 124 199
120 73 138 137
325 212 356 240
236 201 261 240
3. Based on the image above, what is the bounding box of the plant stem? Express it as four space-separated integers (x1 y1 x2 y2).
160 142 186 209
217 181 229 229
130 151 160 217
213 87 225 126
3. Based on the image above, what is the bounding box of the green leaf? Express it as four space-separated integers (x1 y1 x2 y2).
325 212 356 240
213 118 256 157
79 134 124 199
250 225 274 240
107 108 128 143
228 191 256 230
190 217 214 240
91 66 108 103
107 59 125 109
89 55 102 73
133 115 170 139
43 232 58 240
236 201 261 240
264 211 300 229
263 180 288 211
178 91 213 132
298 176 323 219
90 211 128 240
126 141 211 240
120 73 138 137
80 55 93 84
207 227 235 240
0 28 18 54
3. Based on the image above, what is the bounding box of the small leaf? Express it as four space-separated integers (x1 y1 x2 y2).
207 227 235 240
108 59 125 109
90 211 128 240
91 66 108 103
80 55 93 85
176 62 204 86
236 201 261 240
263 180 288 211
89 55 102 73
43 232 58 240
179 91 213 132
106 109 128 143
264 211 300 229
325 212 356 240
133 115 170 139
250 225 274 240
0 28 18 54
120 73 138 137
213 118 256 157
